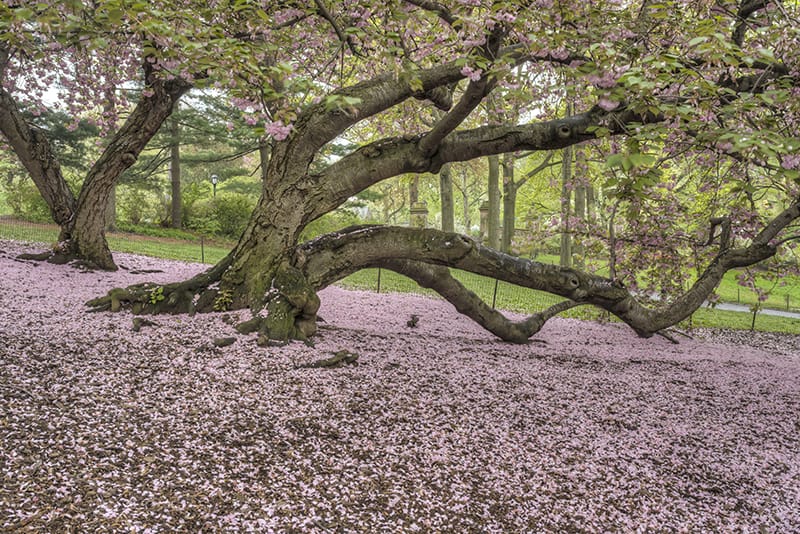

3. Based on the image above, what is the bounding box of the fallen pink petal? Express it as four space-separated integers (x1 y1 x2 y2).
1 240 798 532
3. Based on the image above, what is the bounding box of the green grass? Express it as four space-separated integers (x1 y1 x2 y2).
679 306 800 335
1 217 797 334
0 217 232 265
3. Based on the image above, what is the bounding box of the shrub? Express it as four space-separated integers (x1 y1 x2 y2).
185 192 255 239
0 177 51 222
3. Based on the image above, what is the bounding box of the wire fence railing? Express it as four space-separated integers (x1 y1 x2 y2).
0 216 568 315
2 216 799 321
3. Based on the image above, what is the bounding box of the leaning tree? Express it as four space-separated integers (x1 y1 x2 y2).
16 1 800 342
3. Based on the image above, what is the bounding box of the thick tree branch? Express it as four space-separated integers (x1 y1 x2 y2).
297 201 799 339
307 105 644 222
402 0 457 26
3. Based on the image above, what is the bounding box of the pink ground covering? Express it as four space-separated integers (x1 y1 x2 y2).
1 240 798 532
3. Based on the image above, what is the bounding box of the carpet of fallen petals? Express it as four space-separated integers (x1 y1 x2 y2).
1 239 798 533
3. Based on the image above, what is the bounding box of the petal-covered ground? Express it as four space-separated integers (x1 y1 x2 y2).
1 239 798 533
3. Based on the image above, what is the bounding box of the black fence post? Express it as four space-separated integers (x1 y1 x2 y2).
377 268 382 294
491 279 499 309
200 236 205 263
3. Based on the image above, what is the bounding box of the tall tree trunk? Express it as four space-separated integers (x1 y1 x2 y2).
69 77 190 269
439 163 454 232
459 168 471 231
574 182 586 270
169 115 182 229
501 153 516 253
560 143 573 268
487 155 500 249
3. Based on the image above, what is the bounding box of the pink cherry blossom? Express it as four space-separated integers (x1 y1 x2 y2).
266 121 292 141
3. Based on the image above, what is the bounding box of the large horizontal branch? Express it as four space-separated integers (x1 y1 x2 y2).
306 105 646 222
296 209 797 338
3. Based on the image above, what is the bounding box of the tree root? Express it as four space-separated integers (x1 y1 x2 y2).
297 350 359 369
86 254 235 315
234 263 320 345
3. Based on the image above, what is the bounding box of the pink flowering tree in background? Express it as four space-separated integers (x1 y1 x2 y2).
3 1 799 343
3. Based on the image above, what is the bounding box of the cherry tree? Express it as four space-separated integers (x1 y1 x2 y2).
10 0 799 342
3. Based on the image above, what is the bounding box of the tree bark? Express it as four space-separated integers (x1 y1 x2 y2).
487 155 501 249
439 163 454 232
105 184 116 231
170 114 182 229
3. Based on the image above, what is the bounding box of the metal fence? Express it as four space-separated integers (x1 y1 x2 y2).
0 216 568 315
2 216 798 320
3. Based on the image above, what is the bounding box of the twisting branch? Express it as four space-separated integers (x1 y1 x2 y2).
402 0 458 26
417 76 496 155
380 259 581 343
312 0 360 57
297 198 800 340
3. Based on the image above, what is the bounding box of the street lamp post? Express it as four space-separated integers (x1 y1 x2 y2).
211 174 218 197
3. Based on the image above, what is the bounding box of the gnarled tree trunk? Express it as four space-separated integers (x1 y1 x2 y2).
86 41 800 344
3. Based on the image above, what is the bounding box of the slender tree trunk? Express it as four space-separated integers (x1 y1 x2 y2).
501 153 516 253
487 155 500 249
574 182 586 270
439 163 454 232
560 143 573 268
170 114 182 229
459 168 471 231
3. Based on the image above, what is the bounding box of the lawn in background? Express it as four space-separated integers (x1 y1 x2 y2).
1 217 798 334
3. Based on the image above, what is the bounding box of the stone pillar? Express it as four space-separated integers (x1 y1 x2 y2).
410 201 429 228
